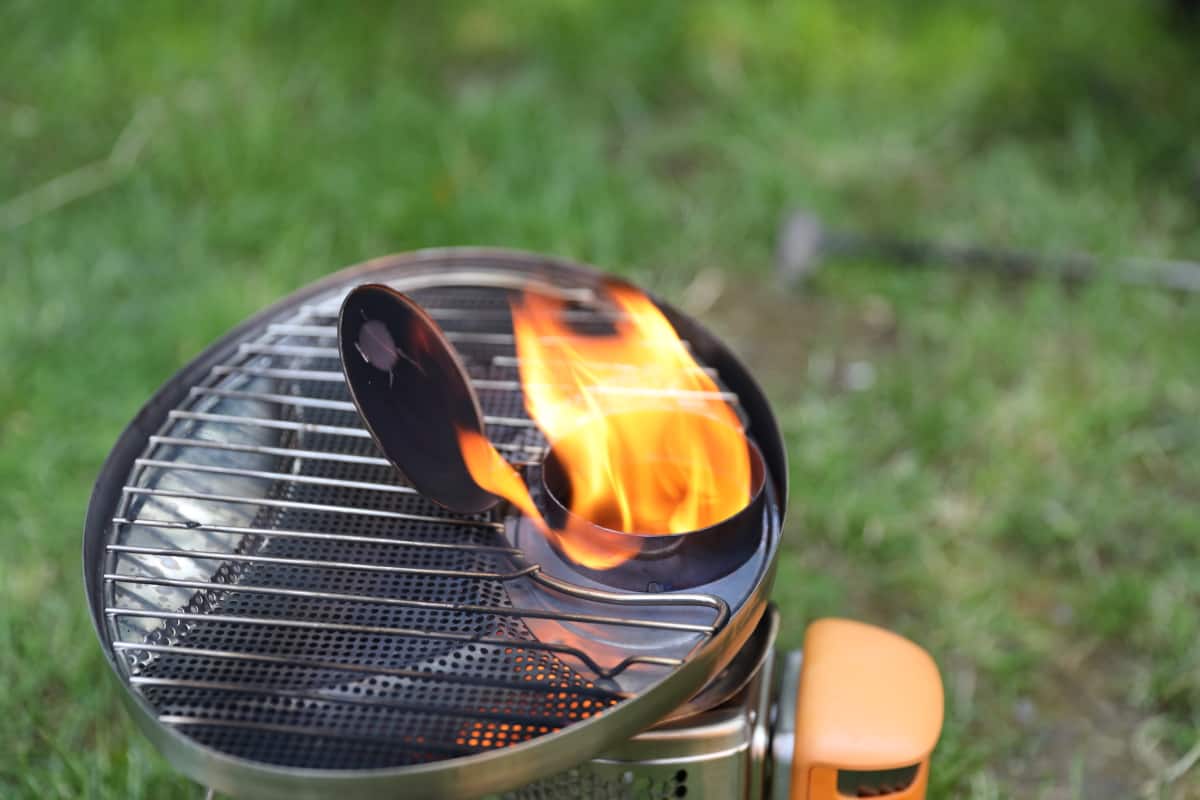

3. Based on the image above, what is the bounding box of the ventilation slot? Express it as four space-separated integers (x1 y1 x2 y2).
837 764 920 797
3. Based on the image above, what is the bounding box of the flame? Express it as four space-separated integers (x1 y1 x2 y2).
457 428 640 569
458 281 752 569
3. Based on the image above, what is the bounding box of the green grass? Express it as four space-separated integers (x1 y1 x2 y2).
2 1 1199 797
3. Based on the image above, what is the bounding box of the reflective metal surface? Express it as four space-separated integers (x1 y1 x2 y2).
83 248 788 799
338 284 499 513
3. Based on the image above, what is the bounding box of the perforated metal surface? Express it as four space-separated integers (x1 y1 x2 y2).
97 271 756 778
502 624 776 800
504 765 690 800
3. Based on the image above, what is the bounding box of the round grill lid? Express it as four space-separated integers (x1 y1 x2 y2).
81 248 785 800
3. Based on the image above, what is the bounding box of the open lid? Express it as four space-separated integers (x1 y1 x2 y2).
337 283 501 514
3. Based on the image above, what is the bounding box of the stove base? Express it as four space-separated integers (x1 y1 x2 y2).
500 611 795 800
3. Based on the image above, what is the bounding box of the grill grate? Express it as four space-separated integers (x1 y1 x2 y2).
506 765 690 800
101 281 739 771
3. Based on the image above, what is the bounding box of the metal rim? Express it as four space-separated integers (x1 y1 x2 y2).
538 425 769 591
83 248 788 799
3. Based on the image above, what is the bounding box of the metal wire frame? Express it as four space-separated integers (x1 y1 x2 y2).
208 363 739 402
102 294 738 743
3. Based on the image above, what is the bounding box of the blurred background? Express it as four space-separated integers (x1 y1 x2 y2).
2 1 1198 797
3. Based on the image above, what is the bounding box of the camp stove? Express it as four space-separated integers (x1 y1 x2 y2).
83 249 944 799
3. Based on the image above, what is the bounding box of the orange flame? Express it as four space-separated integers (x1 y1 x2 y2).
457 428 639 568
458 281 751 570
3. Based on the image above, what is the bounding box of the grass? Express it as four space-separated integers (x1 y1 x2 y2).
2 1 1198 797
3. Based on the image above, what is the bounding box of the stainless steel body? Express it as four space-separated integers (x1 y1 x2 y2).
507 606 793 800
83 249 789 799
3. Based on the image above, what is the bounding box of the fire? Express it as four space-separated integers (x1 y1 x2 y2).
458 281 752 570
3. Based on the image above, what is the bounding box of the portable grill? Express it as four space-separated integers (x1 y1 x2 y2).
83 249 944 800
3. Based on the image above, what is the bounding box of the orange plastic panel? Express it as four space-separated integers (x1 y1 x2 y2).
791 618 944 800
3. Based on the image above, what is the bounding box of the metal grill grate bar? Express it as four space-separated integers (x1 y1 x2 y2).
119 486 504 530
238 343 341 359
230 346 722 383
107 545 532 579
459 377 742 403
278 316 528 345
300 303 627 324
156 717 476 752
113 517 522 554
531 572 729 628
166 410 544 456
112 642 623 699
267 323 692 350
106 608 683 678
211 364 348 382
133 677 584 728
490 354 719 379
147 436 395 467
209 365 738 402
157 714 480 753
134 458 421 496
193 385 358 411
104 574 715 632
170 409 371 437
188 387 538 428
266 323 337 337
